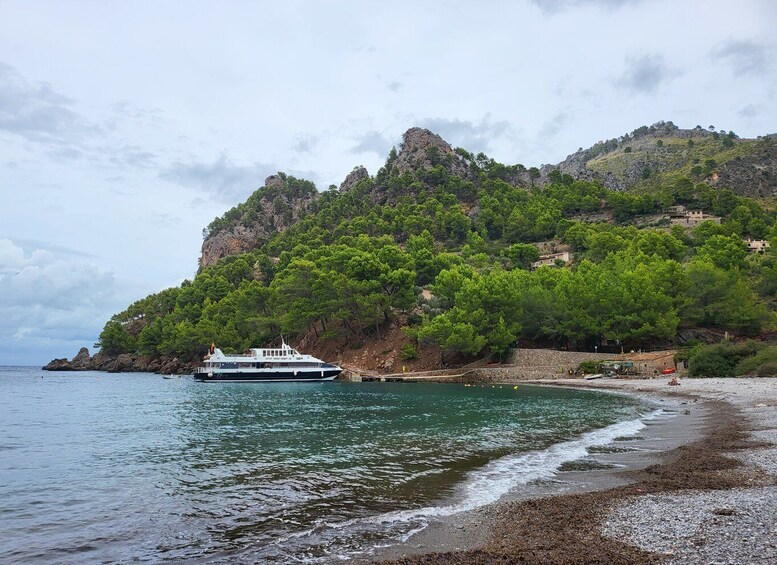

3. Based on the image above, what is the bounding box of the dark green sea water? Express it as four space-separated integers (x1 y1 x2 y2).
0 367 654 563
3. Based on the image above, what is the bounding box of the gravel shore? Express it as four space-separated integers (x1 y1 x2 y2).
372 377 777 565
592 378 777 565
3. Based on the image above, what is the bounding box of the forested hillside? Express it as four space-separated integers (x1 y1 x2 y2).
94 126 777 371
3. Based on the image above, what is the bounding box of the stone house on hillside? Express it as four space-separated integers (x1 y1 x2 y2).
532 251 570 269
745 239 771 253
669 206 721 227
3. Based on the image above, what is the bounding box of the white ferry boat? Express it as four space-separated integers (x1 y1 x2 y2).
193 341 342 382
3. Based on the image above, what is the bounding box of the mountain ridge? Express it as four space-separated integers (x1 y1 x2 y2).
198 121 777 268
45 120 777 375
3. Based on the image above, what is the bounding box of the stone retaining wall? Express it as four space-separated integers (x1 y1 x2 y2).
507 348 614 374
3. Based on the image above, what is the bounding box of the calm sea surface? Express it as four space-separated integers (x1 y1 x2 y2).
0 366 653 563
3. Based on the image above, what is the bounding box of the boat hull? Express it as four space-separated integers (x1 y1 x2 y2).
193 368 342 383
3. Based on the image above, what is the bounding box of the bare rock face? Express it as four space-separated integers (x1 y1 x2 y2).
339 166 369 192
200 225 266 268
42 357 73 371
545 122 776 195
43 346 92 371
712 139 777 197
71 347 92 369
391 128 470 178
264 174 285 189
44 348 197 374
199 174 319 268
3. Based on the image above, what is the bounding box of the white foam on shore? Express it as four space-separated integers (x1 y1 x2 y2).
368 409 664 524
276 408 668 562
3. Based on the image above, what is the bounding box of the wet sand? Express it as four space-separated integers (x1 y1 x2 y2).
368 377 777 564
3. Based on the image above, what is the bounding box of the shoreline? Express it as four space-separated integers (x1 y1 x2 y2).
368 377 777 564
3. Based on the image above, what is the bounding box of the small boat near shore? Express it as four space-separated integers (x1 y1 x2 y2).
193 340 342 383
583 373 605 380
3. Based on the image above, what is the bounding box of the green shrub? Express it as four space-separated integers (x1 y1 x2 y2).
321 329 338 340
400 343 419 360
406 314 423 326
754 361 777 377
578 360 600 374
688 341 764 377
735 346 777 376
674 348 692 363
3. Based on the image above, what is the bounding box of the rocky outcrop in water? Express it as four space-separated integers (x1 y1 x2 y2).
43 348 198 374
44 347 92 371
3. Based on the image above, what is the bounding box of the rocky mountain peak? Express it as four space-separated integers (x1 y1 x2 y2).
390 127 470 178
339 165 370 192
199 172 319 269
264 174 285 189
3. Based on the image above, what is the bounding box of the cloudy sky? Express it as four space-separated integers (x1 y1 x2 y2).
1 0 776 364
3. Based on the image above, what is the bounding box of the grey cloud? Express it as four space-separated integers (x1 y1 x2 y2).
539 112 571 139
8 237 97 259
351 130 395 157
417 116 511 154
0 238 123 363
148 212 183 229
160 154 276 200
388 81 402 92
531 0 642 15
0 240 115 311
738 104 759 118
0 62 97 144
111 101 165 128
711 40 768 77
0 63 159 176
189 197 209 208
615 54 674 94
46 147 85 161
292 134 319 153
109 145 157 168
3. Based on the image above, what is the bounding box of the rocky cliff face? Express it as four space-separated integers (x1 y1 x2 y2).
547 121 777 196
339 165 370 192
200 224 271 269
366 127 475 205
712 140 777 198
390 127 471 179
199 174 319 269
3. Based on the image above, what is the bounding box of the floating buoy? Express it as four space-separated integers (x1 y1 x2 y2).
513 385 518 390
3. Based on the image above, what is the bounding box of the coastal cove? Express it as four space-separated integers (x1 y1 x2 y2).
3 368 671 564
374 378 777 565
5 6 777 565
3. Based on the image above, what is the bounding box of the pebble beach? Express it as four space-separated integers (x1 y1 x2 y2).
373 377 777 564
